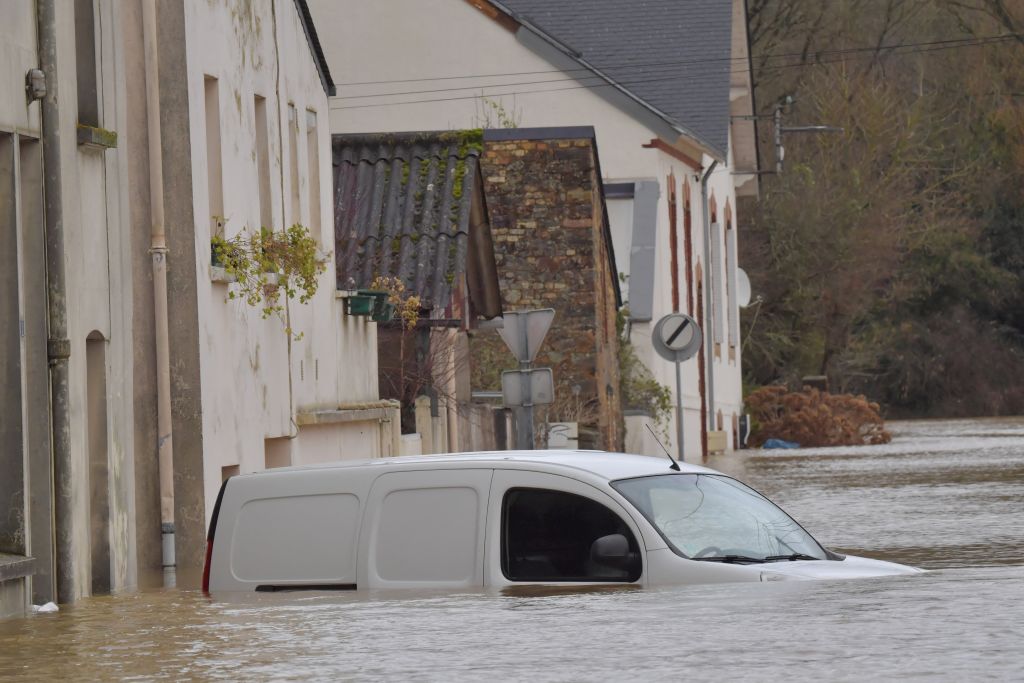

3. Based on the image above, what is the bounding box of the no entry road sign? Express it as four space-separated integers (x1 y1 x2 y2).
652 313 703 363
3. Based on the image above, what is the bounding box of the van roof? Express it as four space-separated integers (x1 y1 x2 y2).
243 450 717 483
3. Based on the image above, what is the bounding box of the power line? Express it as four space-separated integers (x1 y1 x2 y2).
329 34 1017 111
334 32 1021 92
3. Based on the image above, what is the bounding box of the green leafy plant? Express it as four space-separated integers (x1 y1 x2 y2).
618 337 673 439
211 223 328 338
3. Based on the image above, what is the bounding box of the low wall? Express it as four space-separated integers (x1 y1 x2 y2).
0 554 34 619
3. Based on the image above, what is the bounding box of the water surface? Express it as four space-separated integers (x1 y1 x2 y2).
2 418 1022 680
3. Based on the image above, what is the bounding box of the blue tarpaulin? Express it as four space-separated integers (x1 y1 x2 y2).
763 438 801 449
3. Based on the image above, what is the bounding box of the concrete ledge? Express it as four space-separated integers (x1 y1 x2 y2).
296 400 401 427
76 124 118 150
0 553 34 582
210 265 237 283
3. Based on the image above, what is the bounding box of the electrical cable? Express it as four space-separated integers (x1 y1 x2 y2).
329 34 1018 110
333 32 1021 91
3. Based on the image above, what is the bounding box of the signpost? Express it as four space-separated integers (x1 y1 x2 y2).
652 313 703 462
496 309 556 450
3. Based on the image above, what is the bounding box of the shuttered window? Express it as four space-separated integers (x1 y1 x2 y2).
726 225 739 348
710 222 724 345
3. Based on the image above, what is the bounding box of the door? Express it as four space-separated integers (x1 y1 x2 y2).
359 469 493 589
485 470 647 586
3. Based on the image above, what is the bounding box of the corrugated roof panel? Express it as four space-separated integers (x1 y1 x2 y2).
332 132 496 316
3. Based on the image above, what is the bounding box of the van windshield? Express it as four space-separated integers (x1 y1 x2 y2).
612 474 827 562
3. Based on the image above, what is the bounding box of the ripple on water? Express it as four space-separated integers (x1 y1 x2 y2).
1 418 1023 680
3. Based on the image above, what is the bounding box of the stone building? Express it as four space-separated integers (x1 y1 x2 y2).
473 127 622 450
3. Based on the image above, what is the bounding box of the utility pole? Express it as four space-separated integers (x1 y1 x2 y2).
734 94 844 175
774 95 844 174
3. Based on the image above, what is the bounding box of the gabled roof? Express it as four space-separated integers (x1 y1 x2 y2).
487 0 733 160
332 131 502 320
293 0 335 96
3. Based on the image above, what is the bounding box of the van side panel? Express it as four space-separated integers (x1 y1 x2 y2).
360 470 493 589
208 468 377 591
231 494 359 583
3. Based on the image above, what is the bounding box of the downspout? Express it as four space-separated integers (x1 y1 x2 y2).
38 0 74 603
700 161 718 434
142 0 175 572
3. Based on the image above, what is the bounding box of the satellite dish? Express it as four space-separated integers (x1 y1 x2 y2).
736 268 752 308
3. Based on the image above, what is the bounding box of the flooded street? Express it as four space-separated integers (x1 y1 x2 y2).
2 418 1022 680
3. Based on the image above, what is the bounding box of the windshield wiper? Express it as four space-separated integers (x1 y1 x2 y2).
762 553 819 562
692 555 763 564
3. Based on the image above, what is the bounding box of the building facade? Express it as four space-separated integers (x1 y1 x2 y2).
1 0 389 613
309 0 759 459
474 127 623 450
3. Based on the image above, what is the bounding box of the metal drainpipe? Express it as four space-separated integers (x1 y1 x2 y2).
700 160 718 433
37 0 74 604
142 0 175 573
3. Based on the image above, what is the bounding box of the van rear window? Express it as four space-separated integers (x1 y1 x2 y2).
501 488 641 582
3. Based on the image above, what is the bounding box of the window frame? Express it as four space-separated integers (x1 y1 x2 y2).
610 473 839 562
500 486 643 583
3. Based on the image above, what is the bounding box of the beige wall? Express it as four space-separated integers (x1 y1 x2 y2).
183 0 382 522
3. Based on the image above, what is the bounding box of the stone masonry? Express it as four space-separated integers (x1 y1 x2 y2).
473 133 622 450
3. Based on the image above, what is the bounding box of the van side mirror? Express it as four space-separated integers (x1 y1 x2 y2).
590 533 632 569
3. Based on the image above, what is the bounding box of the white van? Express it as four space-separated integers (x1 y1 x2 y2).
202 451 919 592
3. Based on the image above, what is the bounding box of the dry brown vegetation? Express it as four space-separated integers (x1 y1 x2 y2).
746 386 892 447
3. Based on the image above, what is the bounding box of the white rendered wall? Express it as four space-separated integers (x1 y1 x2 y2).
184 0 381 522
309 0 746 456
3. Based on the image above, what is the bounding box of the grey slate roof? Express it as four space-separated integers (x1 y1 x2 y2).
332 131 502 319
293 0 335 96
491 0 733 159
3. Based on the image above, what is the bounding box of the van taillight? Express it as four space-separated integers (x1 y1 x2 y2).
203 476 230 593
201 539 213 592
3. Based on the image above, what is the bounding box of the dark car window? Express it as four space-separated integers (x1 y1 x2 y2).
501 488 641 582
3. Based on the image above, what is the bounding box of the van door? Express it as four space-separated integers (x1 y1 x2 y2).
485 470 647 587
359 469 493 589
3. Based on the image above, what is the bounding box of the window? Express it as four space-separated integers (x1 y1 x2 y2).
305 110 321 244
502 488 641 582
287 104 300 226
725 212 739 351
667 172 679 311
204 77 223 236
254 95 272 229
613 474 827 562
683 182 695 315
75 0 99 127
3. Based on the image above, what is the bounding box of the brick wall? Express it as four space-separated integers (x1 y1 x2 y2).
473 136 622 450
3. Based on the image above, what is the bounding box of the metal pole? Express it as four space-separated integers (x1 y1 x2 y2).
516 319 534 449
142 0 176 574
774 103 783 174
674 358 684 462
700 161 718 435
38 0 73 604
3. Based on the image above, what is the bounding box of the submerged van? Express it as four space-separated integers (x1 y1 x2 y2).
202 451 919 592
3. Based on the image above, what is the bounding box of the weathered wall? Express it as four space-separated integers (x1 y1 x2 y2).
183 0 382 531
476 136 622 450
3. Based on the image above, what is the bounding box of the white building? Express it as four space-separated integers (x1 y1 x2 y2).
309 0 759 459
1 0 392 611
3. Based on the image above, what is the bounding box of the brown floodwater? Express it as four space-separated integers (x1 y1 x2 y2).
2 418 1022 680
